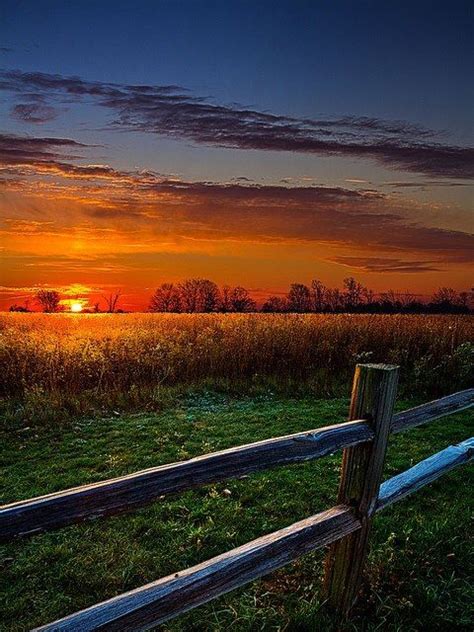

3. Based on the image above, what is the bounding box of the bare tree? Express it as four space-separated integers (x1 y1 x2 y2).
324 288 344 312
311 279 327 312
200 279 220 312
179 279 201 313
458 291 470 310
287 283 311 312
228 286 256 312
149 283 181 312
103 291 122 313
432 287 458 306
219 285 232 313
36 290 61 313
399 291 416 308
343 277 366 309
362 287 375 307
179 279 219 313
380 289 398 311
261 296 287 312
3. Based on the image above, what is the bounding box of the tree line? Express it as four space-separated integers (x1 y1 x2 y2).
262 279 473 314
148 278 472 314
8 278 473 314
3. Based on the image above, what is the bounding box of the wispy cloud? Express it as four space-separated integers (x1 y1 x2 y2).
382 180 472 188
1 132 472 269
332 256 442 273
11 103 60 123
1 70 473 178
0 132 87 166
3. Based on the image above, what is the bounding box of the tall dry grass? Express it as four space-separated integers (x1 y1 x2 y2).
1 314 472 412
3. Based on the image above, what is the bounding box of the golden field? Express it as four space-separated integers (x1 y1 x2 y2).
1 313 472 411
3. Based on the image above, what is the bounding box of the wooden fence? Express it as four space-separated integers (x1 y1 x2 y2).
1 364 473 631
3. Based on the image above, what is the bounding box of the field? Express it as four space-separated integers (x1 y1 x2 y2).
1 313 473 425
1 313 473 631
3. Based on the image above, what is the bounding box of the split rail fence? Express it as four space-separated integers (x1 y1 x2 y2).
1 364 473 631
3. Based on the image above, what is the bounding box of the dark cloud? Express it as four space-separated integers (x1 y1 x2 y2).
11 103 60 123
73 175 474 266
332 256 442 273
1 70 472 178
383 180 471 188
231 176 254 182
1 131 472 269
0 132 88 166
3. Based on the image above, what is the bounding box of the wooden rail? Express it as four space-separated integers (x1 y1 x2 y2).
1 388 472 542
2 367 472 630
36 506 361 631
391 388 473 433
377 437 474 510
0 419 373 540
34 436 474 632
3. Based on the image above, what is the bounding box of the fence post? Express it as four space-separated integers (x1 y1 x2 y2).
322 363 399 617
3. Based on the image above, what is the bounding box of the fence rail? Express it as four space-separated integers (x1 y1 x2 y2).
2 388 472 542
1 366 472 631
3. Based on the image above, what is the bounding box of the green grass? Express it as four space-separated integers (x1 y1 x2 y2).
1 393 473 631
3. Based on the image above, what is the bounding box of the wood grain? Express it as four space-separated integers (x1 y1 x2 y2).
34 505 361 631
2 388 472 542
323 363 399 616
0 418 372 541
392 388 473 434
377 436 474 510
34 436 474 630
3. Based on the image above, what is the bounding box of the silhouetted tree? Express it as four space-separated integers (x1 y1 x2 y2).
363 287 375 305
179 279 200 312
400 291 416 307
311 279 327 312
200 279 220 312
179 279 220 312
228 286 256 312
219 285 232 313
261 296 287 312
102 291 122 313
149 283 181 312
458 291 470 310
343 277 366 310
380 290 399 312
9 304 30 312
324 288 344 312
432 287 458 308
36 290 61 313
287 283 311 312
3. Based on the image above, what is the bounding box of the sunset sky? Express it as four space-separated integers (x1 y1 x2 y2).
0 1 473 310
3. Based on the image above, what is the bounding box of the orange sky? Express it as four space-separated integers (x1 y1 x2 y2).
1 154 472 310
0 61 472 311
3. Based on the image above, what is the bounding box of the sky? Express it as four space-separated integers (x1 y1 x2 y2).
0 0 473 310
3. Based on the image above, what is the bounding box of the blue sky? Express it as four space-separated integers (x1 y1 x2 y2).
3 1 472 132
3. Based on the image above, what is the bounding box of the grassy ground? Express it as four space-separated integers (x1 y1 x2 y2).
1 393 473 631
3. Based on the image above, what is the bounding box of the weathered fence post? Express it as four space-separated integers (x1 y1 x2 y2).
323 363 399 616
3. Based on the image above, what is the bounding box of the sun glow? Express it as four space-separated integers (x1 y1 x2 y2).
70 302 83 313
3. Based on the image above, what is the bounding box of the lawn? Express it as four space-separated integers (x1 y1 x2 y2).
1 392 472 631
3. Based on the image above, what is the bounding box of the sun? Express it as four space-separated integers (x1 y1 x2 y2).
70 302 83 313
